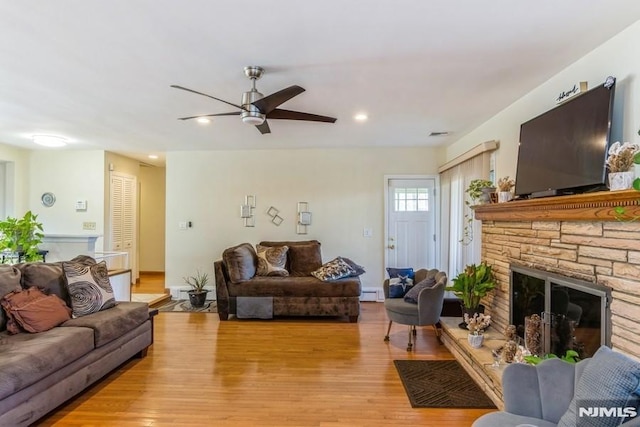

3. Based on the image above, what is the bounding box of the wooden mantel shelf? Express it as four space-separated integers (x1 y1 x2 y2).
474 189 640 222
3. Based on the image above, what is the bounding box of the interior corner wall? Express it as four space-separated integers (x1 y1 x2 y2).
164 147 439 290
139 165 165 272
0 142 30 216
443 20 640 180
28 150 106 251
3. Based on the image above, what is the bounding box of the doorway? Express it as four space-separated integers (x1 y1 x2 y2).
384 176 438 271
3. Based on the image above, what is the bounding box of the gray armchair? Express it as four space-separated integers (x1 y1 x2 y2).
473 356 640 427
383 268 447 351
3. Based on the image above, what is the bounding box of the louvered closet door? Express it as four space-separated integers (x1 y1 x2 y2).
109 172 137 282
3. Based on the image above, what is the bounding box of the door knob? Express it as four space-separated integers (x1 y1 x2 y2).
388 244 395 249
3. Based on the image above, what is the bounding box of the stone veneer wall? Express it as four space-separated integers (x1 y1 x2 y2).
481 219 640 359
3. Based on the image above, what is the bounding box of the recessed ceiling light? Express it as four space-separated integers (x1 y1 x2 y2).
354 113 368 122
148 154 158 160
196 117 211 124
32 135 67 147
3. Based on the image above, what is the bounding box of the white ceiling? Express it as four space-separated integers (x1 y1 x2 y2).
1 1 639 166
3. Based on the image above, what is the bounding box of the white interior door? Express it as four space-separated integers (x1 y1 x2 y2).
109 172 137 282
386 177 437 270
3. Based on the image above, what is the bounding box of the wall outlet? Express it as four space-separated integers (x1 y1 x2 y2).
82 221 96 230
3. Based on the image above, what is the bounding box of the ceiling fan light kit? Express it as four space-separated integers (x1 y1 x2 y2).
172 66 336 134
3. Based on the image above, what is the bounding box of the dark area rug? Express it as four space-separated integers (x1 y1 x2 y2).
157 300 217 313
394 360 496 409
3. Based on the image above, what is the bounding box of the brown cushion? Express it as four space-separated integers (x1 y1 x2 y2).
256 245 289 277
63 261 117 318
222 243 258 283
17 262 70 306
288 243 323 276
0 265 22 331
1 286 72 334
259 240 322 272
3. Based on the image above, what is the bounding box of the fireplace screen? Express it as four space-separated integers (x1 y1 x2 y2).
510 265 611 359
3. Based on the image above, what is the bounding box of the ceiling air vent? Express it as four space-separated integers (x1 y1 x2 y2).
429 131 450 137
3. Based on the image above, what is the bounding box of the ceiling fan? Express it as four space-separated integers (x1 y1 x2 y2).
171 66 337 134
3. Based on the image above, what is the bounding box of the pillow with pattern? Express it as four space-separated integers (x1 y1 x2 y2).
256 245 289 277
338 257 366 277
311 257 356 281
386 267 415 298
63 261 117 318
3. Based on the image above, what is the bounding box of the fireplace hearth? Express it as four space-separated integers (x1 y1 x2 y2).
510 265 611 359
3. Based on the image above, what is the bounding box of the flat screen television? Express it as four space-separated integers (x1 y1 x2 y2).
514 80 615 198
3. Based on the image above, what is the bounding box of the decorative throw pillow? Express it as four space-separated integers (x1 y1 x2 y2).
1 286 71 334
558 345 640 427
403 277 437 304
288 243 323 276
63 261 117 318
338 257 366 277
386 267 415 298
311 257 356 281
256 245 289 277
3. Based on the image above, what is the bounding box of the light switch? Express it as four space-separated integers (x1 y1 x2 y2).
178 221 187 230
363 228 373 237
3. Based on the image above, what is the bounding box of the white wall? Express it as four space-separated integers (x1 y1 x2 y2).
165 147 440 289
0 143 30 216
28 150 106 251
442 21 640 177
139 165 165 271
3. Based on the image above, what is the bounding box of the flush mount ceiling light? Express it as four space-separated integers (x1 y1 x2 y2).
32 135 67 147
196 117 211 124
354 113 368 122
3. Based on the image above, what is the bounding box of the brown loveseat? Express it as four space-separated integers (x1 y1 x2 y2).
0 257 154 426
214 240 361 322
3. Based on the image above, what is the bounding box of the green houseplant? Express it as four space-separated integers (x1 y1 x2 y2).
446 262 497 327
460 179 495 245
184 270 210 308
0 211 45 263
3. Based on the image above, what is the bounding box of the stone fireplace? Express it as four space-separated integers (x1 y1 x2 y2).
474 189 640 360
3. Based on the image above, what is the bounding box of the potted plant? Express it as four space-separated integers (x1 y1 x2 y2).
446 262 497 328
183 270 210 308
460 179 495 245
606 141 640 190
465 312 491 348
0 211 45 263
497 176 515 202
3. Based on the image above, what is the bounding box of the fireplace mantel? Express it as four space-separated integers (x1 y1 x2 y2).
474 189 640 222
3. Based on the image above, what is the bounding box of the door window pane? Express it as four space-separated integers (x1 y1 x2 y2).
394 188 429 212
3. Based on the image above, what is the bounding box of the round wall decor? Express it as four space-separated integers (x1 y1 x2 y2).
41 192 56 207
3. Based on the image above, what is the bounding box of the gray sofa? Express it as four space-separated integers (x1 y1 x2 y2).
215 240 361 322
474 346 640 427
0 259 155 426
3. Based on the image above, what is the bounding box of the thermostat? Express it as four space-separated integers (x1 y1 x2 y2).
75 200 87 211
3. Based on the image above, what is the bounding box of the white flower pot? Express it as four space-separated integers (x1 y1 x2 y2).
498 191 513 203
467 333 484 349
609 171 635 191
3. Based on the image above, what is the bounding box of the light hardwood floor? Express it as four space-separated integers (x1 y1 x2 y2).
38 275 494 426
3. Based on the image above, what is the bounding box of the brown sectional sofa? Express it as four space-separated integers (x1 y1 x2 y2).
0 258 154 426
214 240 361 322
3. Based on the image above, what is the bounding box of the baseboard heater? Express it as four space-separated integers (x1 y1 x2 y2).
360 287 384 302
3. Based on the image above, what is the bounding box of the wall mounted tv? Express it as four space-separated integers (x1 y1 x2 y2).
514 79 615 199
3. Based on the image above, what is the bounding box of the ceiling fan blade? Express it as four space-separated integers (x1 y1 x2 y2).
170 85 245 110
251 85 305 114
177 112 241 121
267 109 337 123
255 121 271 134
